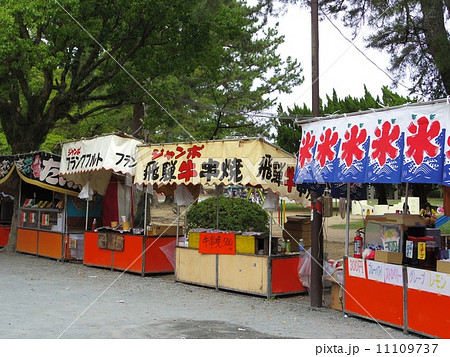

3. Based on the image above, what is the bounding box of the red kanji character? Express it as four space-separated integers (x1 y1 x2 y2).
164 150 175 160
284 166 296 193
371 121 400 166
405 116 440 165
341 125 367 167
447 136 450 159
316 128 338 167
175 146 186 159
151 148 164 160
298 132 315 168
187 144 205 159
177 160 197 182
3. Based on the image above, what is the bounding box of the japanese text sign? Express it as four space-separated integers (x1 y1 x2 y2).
61 135 141 176
347 257 366 278
198 232 236 255
1 152 81 196
60 134 143 195
407 267 450 297
135 139 302 203
295 100 450 186
418 242 426 260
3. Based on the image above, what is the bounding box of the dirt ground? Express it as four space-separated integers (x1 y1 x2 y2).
0 252 419 340
0 199 422 341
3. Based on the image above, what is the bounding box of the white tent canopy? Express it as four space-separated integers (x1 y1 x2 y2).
60 133 143 196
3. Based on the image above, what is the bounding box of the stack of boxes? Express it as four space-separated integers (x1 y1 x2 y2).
282 215 311 252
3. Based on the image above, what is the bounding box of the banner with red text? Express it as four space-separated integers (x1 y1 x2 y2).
294 100 450 186
134 138 303 203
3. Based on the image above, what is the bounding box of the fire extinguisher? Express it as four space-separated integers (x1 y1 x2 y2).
354 227 363 258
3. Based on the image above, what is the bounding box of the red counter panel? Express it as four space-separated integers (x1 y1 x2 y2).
144 237 176 273
17 228 38 255
37 231 63 259
345 260 404 328
407 289 450 338
271 255 307 294
113 235 144 273
0 226 10 247
83 232 113 268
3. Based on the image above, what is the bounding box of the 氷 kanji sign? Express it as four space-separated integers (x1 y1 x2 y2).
294 100 450 186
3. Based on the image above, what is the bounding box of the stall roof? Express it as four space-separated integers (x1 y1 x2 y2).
59 133 144 196
294 98 450 186
0 151 80 196
134 137 306 204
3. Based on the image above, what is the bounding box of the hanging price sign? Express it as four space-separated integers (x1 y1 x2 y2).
199 232 236 255
417 242 426 260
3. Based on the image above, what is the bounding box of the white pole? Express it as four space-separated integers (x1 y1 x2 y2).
345 182 351 257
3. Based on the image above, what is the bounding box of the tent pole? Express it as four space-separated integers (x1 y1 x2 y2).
216 185 220 229
269 211 273 257
345 183 350 257
404 183 409 212
144 189 148 232
85 199 89 231
176 205 180 246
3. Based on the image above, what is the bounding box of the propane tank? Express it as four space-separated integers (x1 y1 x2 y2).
354 228 363 258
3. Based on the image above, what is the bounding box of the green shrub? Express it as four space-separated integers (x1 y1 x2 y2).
187 196 269 234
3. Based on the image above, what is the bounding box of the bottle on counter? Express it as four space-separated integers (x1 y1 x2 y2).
280 238 286 254
286 239 291 253
299 238 305 252
92 218 97 231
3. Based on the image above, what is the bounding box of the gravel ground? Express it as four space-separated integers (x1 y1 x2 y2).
0 251 421 340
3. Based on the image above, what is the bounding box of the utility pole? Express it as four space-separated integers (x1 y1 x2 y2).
310 0 323 308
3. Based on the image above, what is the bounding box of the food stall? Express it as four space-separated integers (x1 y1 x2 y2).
294 99 450 338
134 138 309 297
0 151 85 260
59 133 176 275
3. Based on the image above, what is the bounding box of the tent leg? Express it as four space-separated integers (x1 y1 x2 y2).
345 183 350 257
85 200 89 231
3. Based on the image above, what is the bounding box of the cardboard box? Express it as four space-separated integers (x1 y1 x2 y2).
147 224 183 237
436 260 450 274
365 214 426 228
330 282 343 311
374 250 403 265
324 276 343 311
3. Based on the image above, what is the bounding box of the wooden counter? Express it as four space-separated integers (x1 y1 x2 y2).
175 246 307 297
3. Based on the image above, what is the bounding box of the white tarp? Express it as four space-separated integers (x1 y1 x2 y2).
60 134 143 196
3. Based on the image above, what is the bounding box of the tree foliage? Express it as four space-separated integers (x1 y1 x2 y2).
141 6 303 143
187 196 269 234
281 0 450 99
274 85 415 154
0 0 303 153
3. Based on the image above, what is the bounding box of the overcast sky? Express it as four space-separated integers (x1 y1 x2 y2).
269 5 412 110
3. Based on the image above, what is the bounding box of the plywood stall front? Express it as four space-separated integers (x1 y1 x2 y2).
134 138 309 297
60 134 177 275
294 99 450 338
0 152 84 260
176 230 306 297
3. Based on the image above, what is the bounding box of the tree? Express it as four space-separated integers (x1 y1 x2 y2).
286 0 450 99
1 0 293 153
141 10 303 143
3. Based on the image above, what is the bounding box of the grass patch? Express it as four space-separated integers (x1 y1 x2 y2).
440 220 450 235
329 220 365 230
